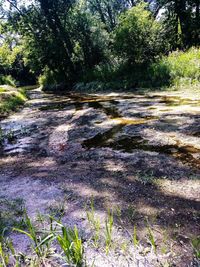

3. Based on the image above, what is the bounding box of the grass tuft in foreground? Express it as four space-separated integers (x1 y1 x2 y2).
0 200 199 267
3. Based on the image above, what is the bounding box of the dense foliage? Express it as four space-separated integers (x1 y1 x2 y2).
0 0 199 89
149 48 200 87
114 3 163 64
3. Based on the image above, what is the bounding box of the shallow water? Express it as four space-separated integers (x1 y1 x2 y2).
1 89 200 170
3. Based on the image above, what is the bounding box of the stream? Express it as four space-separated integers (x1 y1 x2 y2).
1 88 200 171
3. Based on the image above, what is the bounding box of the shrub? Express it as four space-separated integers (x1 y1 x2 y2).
38 68 59 91
148 60 171 87
0 88 27 116
149 47 200 87
0 75 16 87
114 3 163 64
39 68 69 91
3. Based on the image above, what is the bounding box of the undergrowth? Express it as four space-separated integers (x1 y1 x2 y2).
149 47 200 88
0 75 16 87
73 47 200 92
0 87 27 116
0 85 39 119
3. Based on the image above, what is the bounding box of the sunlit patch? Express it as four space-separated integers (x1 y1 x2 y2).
103 160 125 172
96 117 154 128
48 124 71 154
100 178 119 186
155 179 200 200
143 129 200 150
67 184 108 198
0 156 20 165
27 158 55 168
136 204 158 217
126 174 140 182
111 117 156 125
53 124 71 133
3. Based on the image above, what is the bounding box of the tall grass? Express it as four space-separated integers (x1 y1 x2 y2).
57 225 84 266
149 47 200 88
0 206 198 266
14 213 55 258
0 75 16 87
105 209 114 254
0 87 27 116
132 225 139 247
145 218 157 254
191 236 200 260
85 198 101 248
75 47 200 91
10 213 85 266
0 242 9 267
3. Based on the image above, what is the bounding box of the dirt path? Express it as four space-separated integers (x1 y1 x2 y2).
0 88 200 266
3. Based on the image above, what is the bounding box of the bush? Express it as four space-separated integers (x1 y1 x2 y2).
149 47 200 87
148 60 171 87
0 75 16 87
0 88 27 116
41 47 200 91
38 68 67 91
114 3 163 64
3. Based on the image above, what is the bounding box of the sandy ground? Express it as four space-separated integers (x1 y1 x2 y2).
0 88 200 266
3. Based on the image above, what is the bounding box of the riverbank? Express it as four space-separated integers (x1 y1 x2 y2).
0 85 38 119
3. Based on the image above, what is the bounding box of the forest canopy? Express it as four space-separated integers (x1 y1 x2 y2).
0 0 199 89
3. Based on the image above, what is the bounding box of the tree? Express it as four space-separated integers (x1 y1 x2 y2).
156 0 200 48
114 3 163 64
3 0 108 87
87 0 134 31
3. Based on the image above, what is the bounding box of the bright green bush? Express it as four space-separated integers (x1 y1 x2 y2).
41 47 200 91
149 47 200 87
0 88 27 116
114 3 162 64
38 68 66 91
0 75 16 87
38 69 56 90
